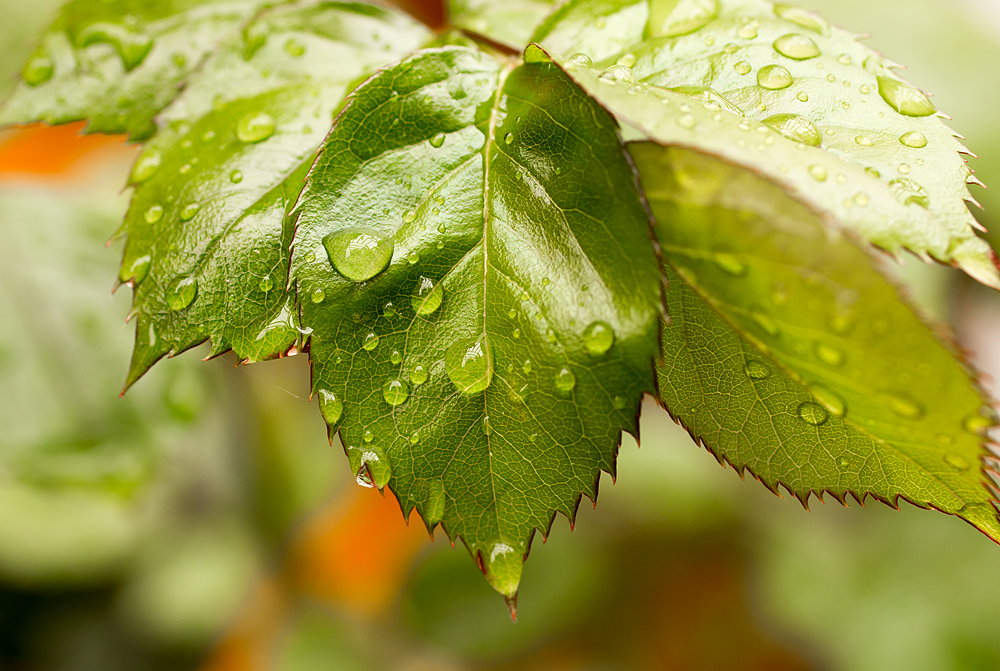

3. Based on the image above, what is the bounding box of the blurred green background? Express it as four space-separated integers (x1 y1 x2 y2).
1 1 999 669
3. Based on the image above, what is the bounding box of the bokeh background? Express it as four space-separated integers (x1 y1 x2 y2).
2 1 1000 669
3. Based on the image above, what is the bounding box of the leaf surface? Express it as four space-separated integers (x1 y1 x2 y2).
118 1 431 386
631 143 1000 540
531 0 1000 288
0 0 285 139
448 0 558 49
291 46 664 597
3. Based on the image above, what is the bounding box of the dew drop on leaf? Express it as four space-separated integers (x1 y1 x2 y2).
120 254 151 284
323 228 394 282
383 302 397 318
714 253 748 276
554 368 576 394
503 132 513 145
23 54 54 86
808 164 827 181
167 276 198 311
734 61 752 75
363 332 380 351
738 20 759 39
430 132 446 148
237 111 277 143
363 430 374 443
797 401 829 426
855 135 873 147
613 395 627 410
877 76 936 117
411 276 444 315
318 389 343 425
648 0 719 38
382 379 410 406
362 446 392 488
796 91 809 102
813 342 844 365
390 350 402 365
522 359 533 374
483 415 492 435
144 205 163 223
944 454 970 471
76 23 153 71
258 275 273 293
445 338 493 394
888 178 930 208
773 34 821 59
757 65 793 90
180 203 201 221
424 479 445 526
311 288 325 303
284 38 305 57
410 365 428 385
744 360 771 379
568 53 593 68
230 170 243 184
899 131 928 148
881 392 925 419
583 321 615 355
598 64 636 85
131 150 161 183
812 386 846 418
484 541 522 598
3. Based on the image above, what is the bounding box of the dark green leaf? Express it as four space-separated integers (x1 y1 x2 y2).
291 46 664 598
630 143 1000 541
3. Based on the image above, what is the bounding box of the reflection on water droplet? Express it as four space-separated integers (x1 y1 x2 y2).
411 276 444 315
881 392 924 419
888 178 929 208
445 338 493 394
230 169 243 184
23 54 54 86
568 53 593 68
310 287 325 303
390 350 402 365
735 61 752 75
258 275 273 292
758 65 793 90
180 203 201 221
323 228 394 281
797 401 829 426
774 33 821 59
648 0 719 37
131 150 161 183
383 302 397 318
583 321 615 355
554 368 576 394
812 386 846 418
522 359 532 374
855 135 873 147
430 132 446 148
144 204 163 223
763 113 821 146
944 454 970 471
318 389 343 424
877 76 936 117
598 64 636 85
237 112 276 143
796 91 809 102
745 361 771 380
167 276 198 311
363 332 380 351
899 131 928 148
382 379 409 406
809 164 828 182
410 365 428 385
356 468 374 488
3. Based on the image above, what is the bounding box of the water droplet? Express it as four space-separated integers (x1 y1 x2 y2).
616 53 637 68
424 479 445 526
120 254 151 284
837 455 851 468
258 275 273 292
390 350 402 365
881 392 924 419
445 338 492 394
383 302 397 318
583 321 615 355
363 430 374 443
284 38 305 57
311 287 325 303
735 61 752 75
809 164 828 181
773 33 821 59
360 446 391 488
678 114 696 129
814 342 844 365
944 454 970 471
318 389 343 424
323 228 394 282
382 379 409 406
763 113 821 146
23 54 54 86
237 112 276 143
648 0 719 37
826 74 836 83
484 540 522 598
899 131 928 149
131 150 161 183
408 252 420 264
356 469 374 488
796 91 809 102
522 359 533 374
812 386 846 418
305 251 316 263
430 132 446 148
410 365 428 385
503 132 513 145
598 64 636 85
411 276 444 315
482 415 492 435
837 53 852 65
363 332 380 351
167 275 198 311
963 408 996 435
877 76 936 117
752 311 780 337
230 170 243 184
738 20 759 39
860 84 871 94
410 432 420 445
76 22 154 71
855 135 873 147
144 204 163 223
757 65 793 90
745 361 771 379
554 368 576 394
797 401 829 426
568 53 593 68
888 178 929 208
180 203 201 221
512 328 520 339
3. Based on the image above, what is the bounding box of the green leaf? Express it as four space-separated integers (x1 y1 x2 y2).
291 46 664 598
531 0 1000 289
117 1 431 387
447 0 558 49
630 143 1000 541
0 0 285 140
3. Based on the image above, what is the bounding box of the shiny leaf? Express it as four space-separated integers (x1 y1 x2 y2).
448 0 558 49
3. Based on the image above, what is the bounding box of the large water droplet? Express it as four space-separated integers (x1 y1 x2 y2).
745 360 771 380
77 23 154 71
237 112 276 143
484 541 523 599
648 0 719 38
445 338 493 394
390 350 402 365
23 54 54 86
363 332 380 351
568 53 593 68
762 113 821 146
318 389 343 425
323 228 394 282
812 386 846 418
422 479 446 527
429 132 446 148
360 446 391 489
598 64 636 85
758 65 793 90
167 275 198 311
773 33 821 59
382 379 410 406
410 365 428 385
797 401 829 426
131 150 161 183
881 392 925 419
144 204 163 224
773 4 828 33
120 254 151 284
888 178 930 208
899 131 928 149
554 368 576 394
877 76 936 117
583 321 615 355
411 276 444 315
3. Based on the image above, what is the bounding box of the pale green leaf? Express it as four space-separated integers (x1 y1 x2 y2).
448 0 559 49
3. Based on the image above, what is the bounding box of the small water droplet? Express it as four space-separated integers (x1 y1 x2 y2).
797 401 829 426
314 389 343 428
944 454 970 471
877 75 937 117
410 365 428 385
120 254 151 284
363 332 380 351
964 408 996 435
180 203 201 221
23 53 54 86
763 113 821 146
311 287 325 303
796 91 809 102
738 20 759 39
411 276 444 315
382 379 410 406
745 361 771 380
758 64 793 90
598 64 636 85
167 275 198 311
837 455 851 468
230 169 243 184
899 131 928 149
356 469 374 488
144 204 163 223
814 342 844 365
734 61 752 75
568 53 593 68
430 132 446 148
678 114 696 129
809 164 828 181
323 228 394 282
521 359 532 374
258 275 273 292
855 135 873 147
583 321 615 355
390 350 402 365
812 386 846 418
284 38 305 57
482 415 492 436
554 368 576 394
773 33 821 59
131 150 161 183
363 430 374 443
888 178 929 208
237 112 276 143
881 392 924 419
383 302 397 318
445 338 493 394
752 311 780 337
648 0 719 37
